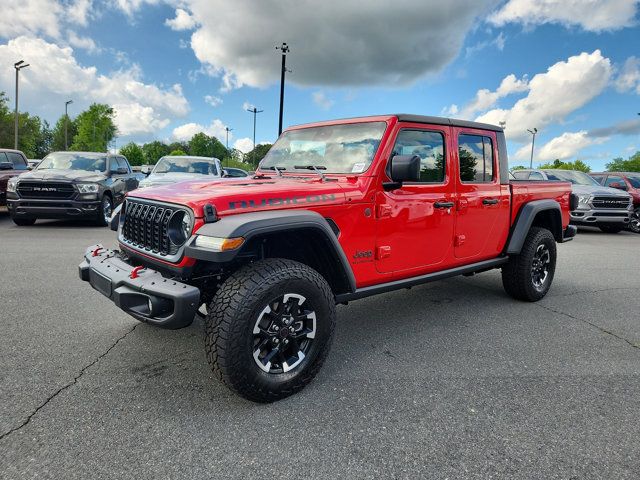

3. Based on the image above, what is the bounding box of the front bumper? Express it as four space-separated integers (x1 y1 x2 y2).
8 197 101 219
78 244 200 329
570 208 630 226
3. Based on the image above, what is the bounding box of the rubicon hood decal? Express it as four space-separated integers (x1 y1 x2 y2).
229 193 337 210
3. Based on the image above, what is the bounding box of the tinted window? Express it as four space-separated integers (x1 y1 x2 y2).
117 156 129 172
0 152 9 164
605 175 626 189
6 152 27 170
591 174 606 185
626 175 640 188
109 157 120 173
225 168 248 177
459 134 493 183
511 170 529 180
153 157 220 175
528 171 544 181
391 130 446 183
37 152 106 172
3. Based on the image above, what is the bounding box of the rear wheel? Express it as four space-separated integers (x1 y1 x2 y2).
599 224 623 234
11 216 36 226
502 227 557 302
628 208 640 234
204 258 336 403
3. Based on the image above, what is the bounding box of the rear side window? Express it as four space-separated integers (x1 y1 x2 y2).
458 134 494 183
6 152 27 170
391 129 446 183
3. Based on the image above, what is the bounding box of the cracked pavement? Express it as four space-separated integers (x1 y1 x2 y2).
1 214 639 479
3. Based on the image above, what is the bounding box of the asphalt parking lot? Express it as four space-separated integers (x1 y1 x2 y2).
1 213 639 479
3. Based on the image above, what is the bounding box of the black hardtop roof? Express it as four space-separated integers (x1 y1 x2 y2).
394 114 504 132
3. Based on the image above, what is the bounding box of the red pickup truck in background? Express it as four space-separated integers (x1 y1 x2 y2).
80 114 576 402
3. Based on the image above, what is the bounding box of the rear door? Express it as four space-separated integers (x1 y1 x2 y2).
375 124 456 274
117 156 138 192
453 129 510 260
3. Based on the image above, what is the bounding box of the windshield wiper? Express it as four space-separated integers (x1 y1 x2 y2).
294 165 327 181
262 165 286 177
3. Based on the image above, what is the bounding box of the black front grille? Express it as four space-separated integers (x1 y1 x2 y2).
17 182 76 199
121 200 181 256
592 196 630 209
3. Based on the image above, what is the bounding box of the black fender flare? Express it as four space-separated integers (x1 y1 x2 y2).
506 199 562 254
184 210 356 293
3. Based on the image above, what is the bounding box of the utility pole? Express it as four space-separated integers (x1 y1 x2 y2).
276 42 290 136
225 127 233 149
246 106 263 165
527 128 538 169
65 100 73 150
14 60 30 149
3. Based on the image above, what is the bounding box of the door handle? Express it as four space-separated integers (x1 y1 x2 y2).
482 198 499 205
434 201 455 209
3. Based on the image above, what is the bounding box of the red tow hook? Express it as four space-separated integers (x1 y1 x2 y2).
130 266 145 279
91 247 104 257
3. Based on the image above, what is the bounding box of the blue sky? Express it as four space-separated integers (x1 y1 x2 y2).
1 0 639 170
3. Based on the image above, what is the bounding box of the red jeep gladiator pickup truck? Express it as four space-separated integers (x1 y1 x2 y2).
79 114 576 402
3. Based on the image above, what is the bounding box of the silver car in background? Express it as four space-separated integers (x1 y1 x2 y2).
138 156 223 189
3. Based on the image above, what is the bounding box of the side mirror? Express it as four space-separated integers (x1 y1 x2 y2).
383 155 421 191
0 162 13 170
116 167 128 175
609 182 626 190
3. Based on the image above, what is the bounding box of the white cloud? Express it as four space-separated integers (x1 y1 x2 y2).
183 0 495 90
242 101 257 111
67 32 99 53
66 0 93 26
465 32 506 57
172 119 229 141
489 0 639 32
476 50 612 142
448 73 529 119
312 91 334 110
165 8 197 31
0 0 63 38
615 56 640 94
233 137 254 153
111 0 160 17
524 131 609 161
204 94 222 107
0 36 189 136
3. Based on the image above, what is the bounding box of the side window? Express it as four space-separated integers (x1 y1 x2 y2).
528 171 544 181
391 129 446 183
117 156 129 172
458 134 494 183
605 175 626 188
7 152 28 170
108 157 119 173
592 175 606 185
512 170 529 180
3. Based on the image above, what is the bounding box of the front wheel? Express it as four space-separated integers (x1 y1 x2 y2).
95 195 112 226
599 224 623 234
628 209 640 234
502 227 557 302
204 259 336 403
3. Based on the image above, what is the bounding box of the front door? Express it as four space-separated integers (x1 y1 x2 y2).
375 125 456 275
453 129 510 260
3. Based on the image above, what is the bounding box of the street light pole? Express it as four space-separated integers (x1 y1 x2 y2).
225 126 233 149
65 100 73 150
276 43 289 137
527 128 538 169
247 106 263 165
14 60 30 149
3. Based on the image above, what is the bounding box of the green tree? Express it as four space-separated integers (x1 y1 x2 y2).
246 143 272 166
606 152 640 172
51 114 78 151
538 158 591 172
70 103 117 152
119 142 145 166
188 132 228 159
167 141 189 155
511 165 526 170
32 120 53 159
169 149 187 156
142 141 170 164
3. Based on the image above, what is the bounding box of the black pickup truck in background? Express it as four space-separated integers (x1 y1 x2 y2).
6 151 142 226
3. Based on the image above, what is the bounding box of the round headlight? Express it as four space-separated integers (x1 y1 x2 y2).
168 211 192 245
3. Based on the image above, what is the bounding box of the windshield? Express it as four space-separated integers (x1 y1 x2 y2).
260 122 387 174
626 175 640 188
37 152 106 172
543 170 600 186
152 157 219 176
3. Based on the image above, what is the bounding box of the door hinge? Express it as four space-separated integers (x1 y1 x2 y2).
454 235 466 247
376 204 392 218
376 245 391 259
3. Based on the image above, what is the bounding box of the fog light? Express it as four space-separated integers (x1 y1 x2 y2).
194 235 244 251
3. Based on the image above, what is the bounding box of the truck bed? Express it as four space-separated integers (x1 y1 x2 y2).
510 180 572 229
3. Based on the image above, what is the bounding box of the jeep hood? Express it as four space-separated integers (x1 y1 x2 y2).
17 169 106 183
129 176 358 217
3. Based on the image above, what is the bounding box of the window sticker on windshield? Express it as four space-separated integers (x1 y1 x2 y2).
352 162 366 173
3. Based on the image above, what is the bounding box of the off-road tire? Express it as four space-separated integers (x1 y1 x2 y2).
204 258 336 403
502 227 556 302
599 224 623 234
629 208 640 234
95 194 112 227
11 216 36 226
